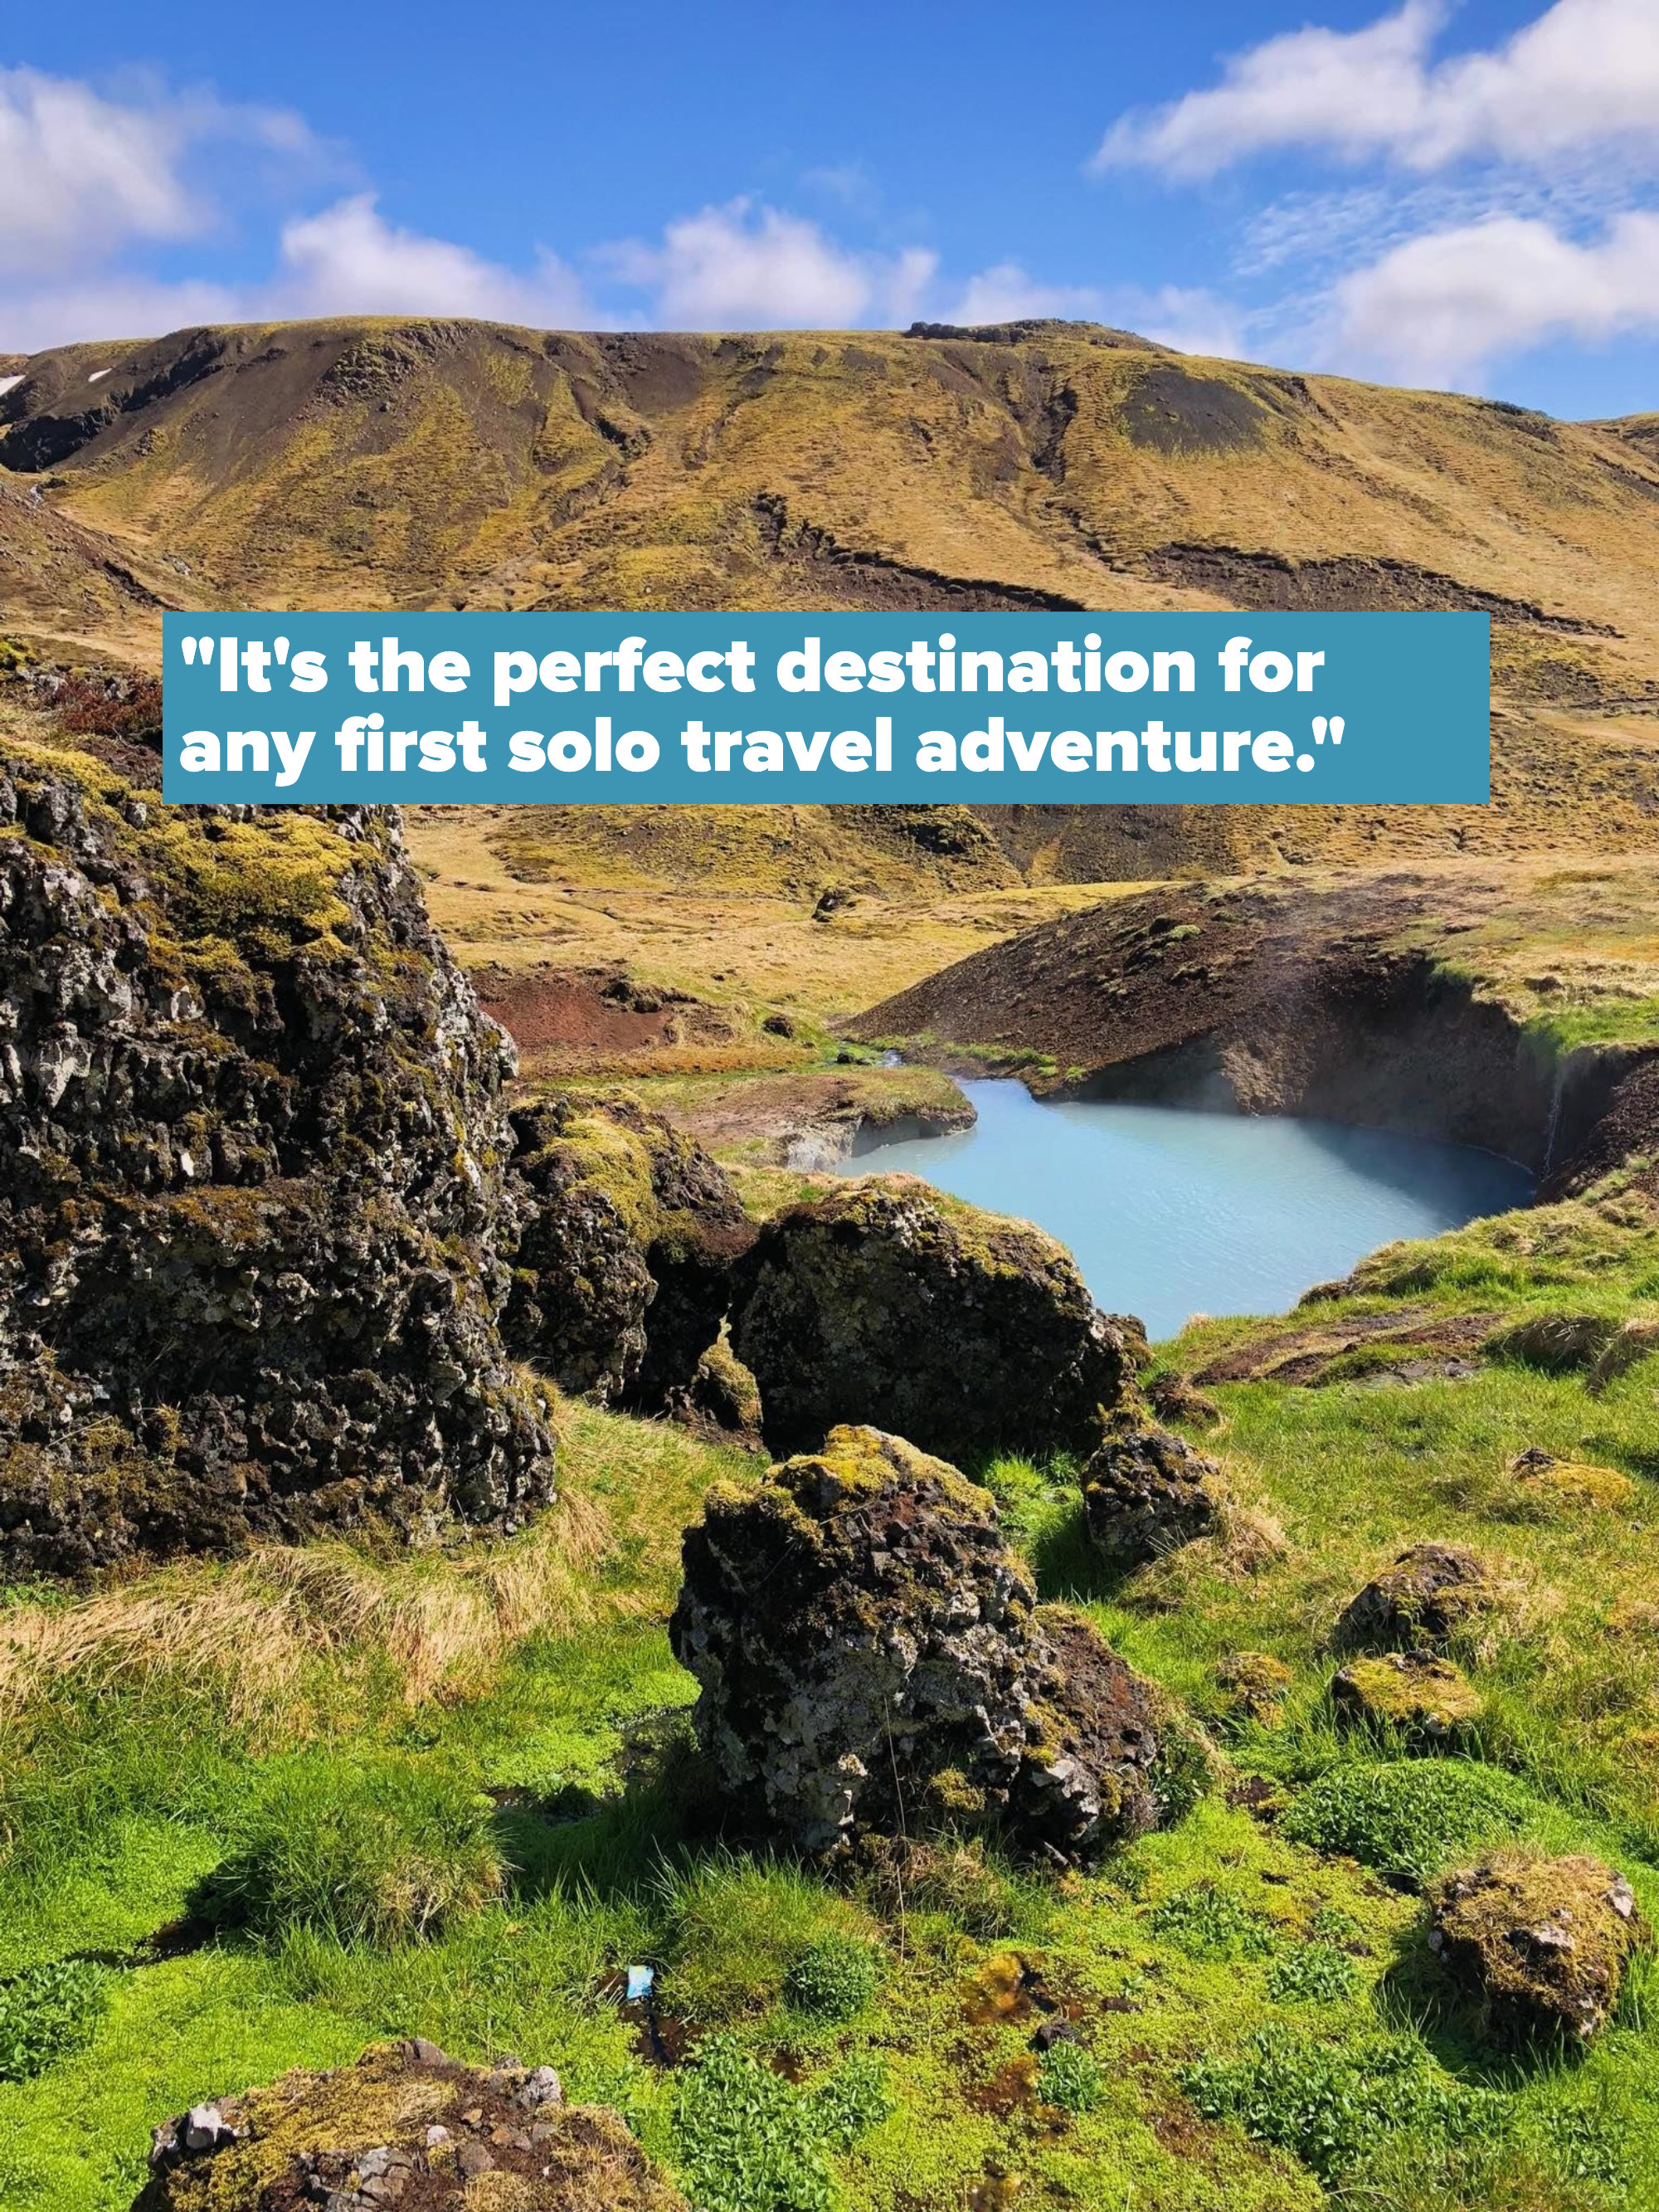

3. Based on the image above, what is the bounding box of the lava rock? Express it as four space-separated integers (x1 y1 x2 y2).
0 760 555 1577
134 2040 681 2210
504 1093 753 1411
729 1177 1139 1463
1081 1412 1224 1567
1331 1651 1483 1745
1428 1854 1648 2045
1333 1542 1496 1654
670 1422 1167 1863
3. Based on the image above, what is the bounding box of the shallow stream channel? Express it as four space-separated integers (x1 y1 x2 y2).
833 1078 1535 1338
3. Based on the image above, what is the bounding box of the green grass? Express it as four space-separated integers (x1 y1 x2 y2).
5 1182 1659 2210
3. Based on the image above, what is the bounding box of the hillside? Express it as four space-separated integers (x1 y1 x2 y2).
3 314 1659 877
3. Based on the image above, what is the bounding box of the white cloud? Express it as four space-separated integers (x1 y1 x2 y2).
603 199 934 329
1324 210 1659 385
944 263 1102 325
0 65 324 275
1094 0 1659 178
271 195 595 326
0 272 239 354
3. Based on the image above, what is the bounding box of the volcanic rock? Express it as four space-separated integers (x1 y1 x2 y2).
134 2039 684 2210
0 750 555 1576
504 1091 752 1409
1333 1542 1497 1653
1428 1854 1648 2045
1081 1411 1224 1566
729 1177 1139 1462
669 1422 1167 1862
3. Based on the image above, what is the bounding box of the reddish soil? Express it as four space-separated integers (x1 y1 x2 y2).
474 964 732 1060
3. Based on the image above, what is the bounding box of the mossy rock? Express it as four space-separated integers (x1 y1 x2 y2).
1215 1650 1295 1727
1331 1653 1483 1747
671 1423 1166 1864
134 2039 684 2209
1429 1854 1648 2045
1333 1542 1498 1654
1080 1410 1224 1568
730 1176 1138 1464
1509 1446 1638 1513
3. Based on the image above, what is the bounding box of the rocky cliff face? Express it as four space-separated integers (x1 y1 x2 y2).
0 740 556 1576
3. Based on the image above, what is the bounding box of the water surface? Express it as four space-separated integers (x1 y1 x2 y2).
834 1080 1534 1340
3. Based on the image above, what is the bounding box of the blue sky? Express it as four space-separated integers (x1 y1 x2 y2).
3 1 1657 417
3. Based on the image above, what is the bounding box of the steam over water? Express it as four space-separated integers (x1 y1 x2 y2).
834 1079 1535 1341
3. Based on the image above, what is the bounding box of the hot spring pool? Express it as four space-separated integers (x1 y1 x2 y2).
832 1079 1535 1340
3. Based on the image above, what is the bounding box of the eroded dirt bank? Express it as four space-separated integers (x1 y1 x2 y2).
850 870 1659 1189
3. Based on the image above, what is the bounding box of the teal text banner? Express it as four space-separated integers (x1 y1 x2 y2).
161 610 1491 805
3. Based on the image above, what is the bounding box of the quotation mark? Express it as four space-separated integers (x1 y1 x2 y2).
1311 715 1345 745
179 636 216 665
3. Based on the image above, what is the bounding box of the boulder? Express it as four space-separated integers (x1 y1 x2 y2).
1331 1652 1482 1745
669 1423 1167 1863
1333 1542 1496 1654
134 2039 684 2210
504 1093 752 1410
729 1177 1140 1463
1081 1411 1224 1566
1429 1854 1647 2045
0 748 555 1576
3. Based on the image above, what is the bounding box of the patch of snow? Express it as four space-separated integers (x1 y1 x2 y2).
87 368 112 383
0 375 22 397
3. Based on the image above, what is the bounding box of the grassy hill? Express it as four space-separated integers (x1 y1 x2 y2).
3 314 1658 878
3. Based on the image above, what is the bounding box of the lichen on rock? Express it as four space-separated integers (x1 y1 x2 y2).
669 1422 1168 1863
1081 1409 1224 1567
0 743 555 1576
728 1177 1141 1464
503 1090 752 1411
1428 1854 1648 2045
134 2039 684 2210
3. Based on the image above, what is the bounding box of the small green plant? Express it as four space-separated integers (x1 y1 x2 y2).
1150 1884 1279 1960
672 2036 888 2212
0 1960 109 2082
1182 2024 1504 2181
1037 2039 1106 2114
198 1751 502 1946
784 1934 879 2022
1147 1712 1214 1825
1280 1759 1528 1888
1265 1942 1361 2005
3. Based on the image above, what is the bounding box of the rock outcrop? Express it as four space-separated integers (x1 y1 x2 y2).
135 2039 684 2210
0 744 555 1576
729 1178 1141 1463
670 1423 1169 1863
1428 1854 1648 2045
1081 1411 1224 1566
1333 1542 1496 1653
504 1092 752 1410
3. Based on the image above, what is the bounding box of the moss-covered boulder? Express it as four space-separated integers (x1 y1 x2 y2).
728 1178 1140 1463
135 2039 684 2210
1331 1652 1483 1746
0 744 556 1576
669 1423 1166 1863
1333 1542 1497 1654
1428 1854 1647 2045
504 1092 752 1410
1081 1410 1224 1567
1509 1446 1637 1513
